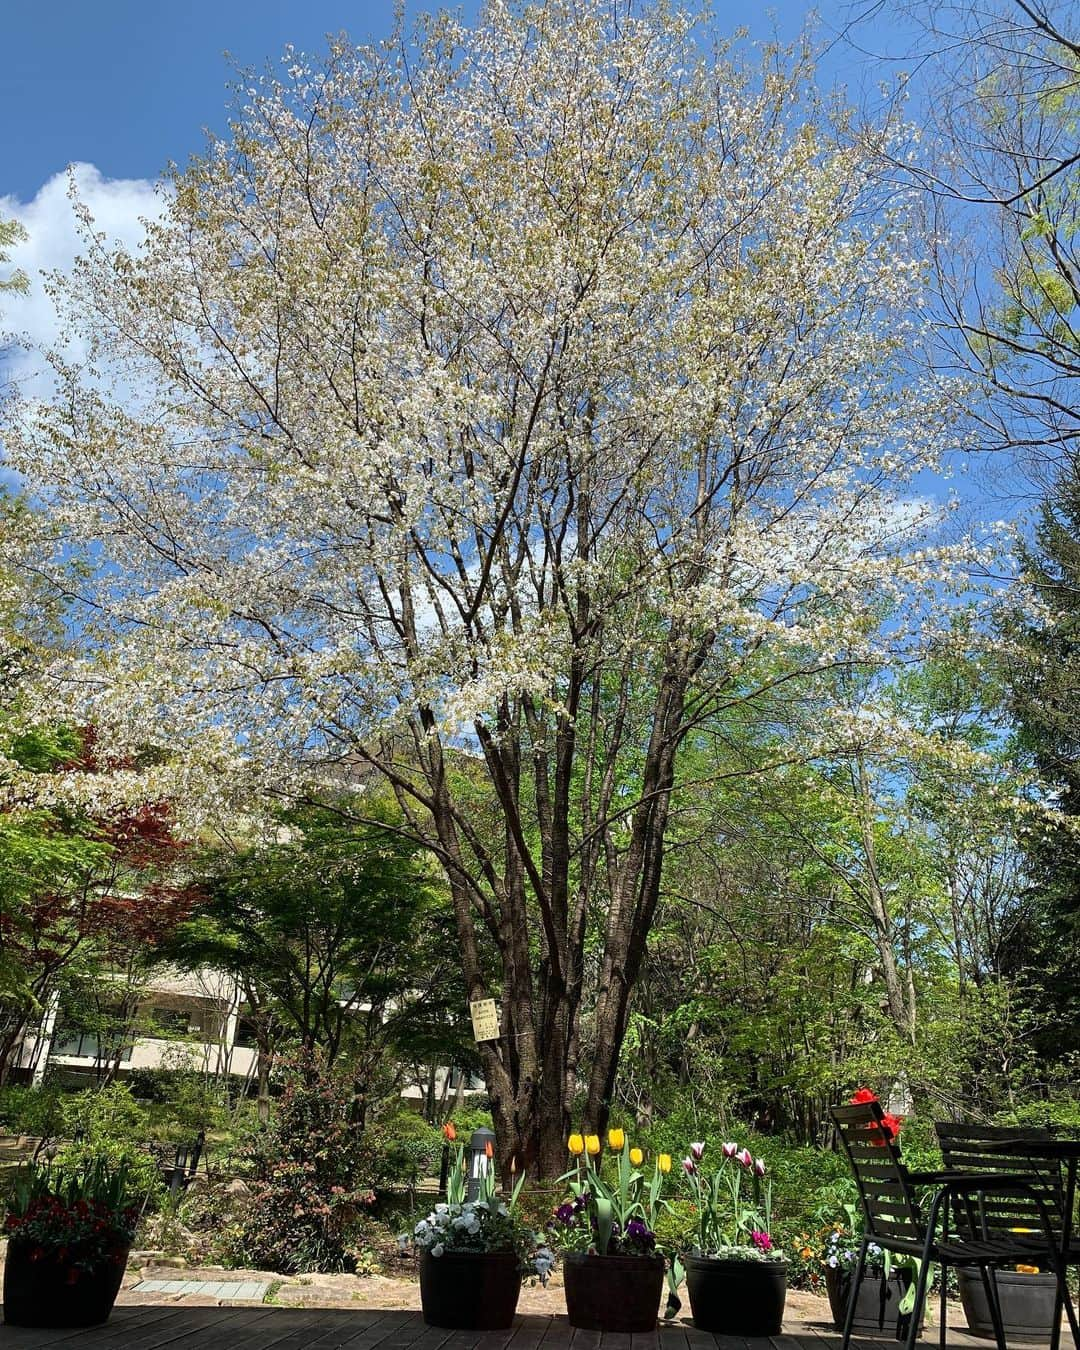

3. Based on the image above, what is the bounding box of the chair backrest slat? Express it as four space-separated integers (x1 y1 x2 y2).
831 1102 924 1246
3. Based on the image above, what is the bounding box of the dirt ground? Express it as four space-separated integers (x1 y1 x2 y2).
115 1256 834 1322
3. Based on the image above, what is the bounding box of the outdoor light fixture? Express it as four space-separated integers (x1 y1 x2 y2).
467 1125 496 1200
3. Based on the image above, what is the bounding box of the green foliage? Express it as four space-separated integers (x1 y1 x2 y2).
8 1153 145 1220
126 1055 229 1140
0 1086 64 1138
164 801 469 1105
356 1107 444 1190
49 1084 164 1208
58 1082 149 1143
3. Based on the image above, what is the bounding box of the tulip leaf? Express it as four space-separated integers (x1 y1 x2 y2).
596 1196 614 1256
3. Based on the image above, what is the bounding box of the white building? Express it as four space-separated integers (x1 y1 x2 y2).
17 967 484 1110
16 967 258 1088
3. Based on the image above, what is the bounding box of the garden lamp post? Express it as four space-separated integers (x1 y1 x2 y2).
467 1126 496 1201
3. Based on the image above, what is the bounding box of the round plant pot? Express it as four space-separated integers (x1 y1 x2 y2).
562 1252 665 1332
684 1255 787 1336
418 1249 522 1329
3 1239 130 1327
957 1268 1059 1343
825 1265 922 1339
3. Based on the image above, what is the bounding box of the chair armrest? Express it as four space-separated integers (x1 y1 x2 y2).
906 1169 1039 1188
937 1175 1044 1200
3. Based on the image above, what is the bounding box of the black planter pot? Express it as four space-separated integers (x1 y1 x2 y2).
562 1252 665 1332
3 1239 130 1327
418 1249 522 1329
957 1268 1059 1343
684 1255 787 1335
825 1265 922 1339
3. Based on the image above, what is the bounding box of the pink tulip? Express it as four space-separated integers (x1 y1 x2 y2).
690 1141 705 1160
737 1148 753 1168
722 1141 738 1158
682 1157 697 1174
754 1157 766 1177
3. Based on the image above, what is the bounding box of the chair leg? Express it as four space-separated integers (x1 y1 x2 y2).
978 1265 1007 1350
1040 1245 1078 1350
939 1263 948 1350
904 1253 934 1350
1033 1192 1079 1350
841 1237 870 1350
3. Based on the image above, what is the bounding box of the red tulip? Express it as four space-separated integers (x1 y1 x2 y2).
851 1088 878 1104
442 1121 457 1141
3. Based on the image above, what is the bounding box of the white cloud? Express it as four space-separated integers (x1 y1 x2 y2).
1 162 163 396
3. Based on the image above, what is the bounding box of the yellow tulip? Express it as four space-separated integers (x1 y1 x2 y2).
608 1128 625 1151
567 1133 585 1156
657 1153 672 1174
585 1134 601 1156
630 1147 644 1166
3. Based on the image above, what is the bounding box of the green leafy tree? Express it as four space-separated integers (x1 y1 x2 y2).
166 803 467 1123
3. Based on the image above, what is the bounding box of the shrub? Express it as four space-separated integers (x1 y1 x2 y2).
221 1052 376 1273
128 1052 229 1141
0 1085 63 1138
26 1082 163 1211
357 1106 444 1190
58 1082 150 1144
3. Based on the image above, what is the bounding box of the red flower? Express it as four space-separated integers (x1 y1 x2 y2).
851 1088 878 1104
442 1122 457 1142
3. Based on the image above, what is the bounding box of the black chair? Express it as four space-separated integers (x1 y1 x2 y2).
936 1122 1062 1233
937 1122 1080 1349
832 1102 1077 1350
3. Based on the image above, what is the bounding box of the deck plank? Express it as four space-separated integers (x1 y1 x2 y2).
505 1314 557 1350
313 1310 418 1350
0 1303 228 1350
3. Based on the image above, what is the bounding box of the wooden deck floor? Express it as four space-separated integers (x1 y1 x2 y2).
0 1305 1013 1350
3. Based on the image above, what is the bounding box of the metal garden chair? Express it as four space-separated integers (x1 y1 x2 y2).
937 1121 1080 1350
831 1101 1078 1350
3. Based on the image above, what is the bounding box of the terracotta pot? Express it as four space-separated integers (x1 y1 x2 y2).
957 1268 1059 1343
418 1249 522 1329
684 1255 787 1335
825 1264 922 1339
3 1239 129 1327
562 1252 665 1332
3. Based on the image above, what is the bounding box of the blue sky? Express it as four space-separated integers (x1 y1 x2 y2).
2 0 917 201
